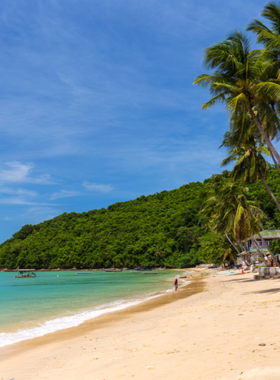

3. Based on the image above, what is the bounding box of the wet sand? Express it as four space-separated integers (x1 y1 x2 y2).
2 269 280 379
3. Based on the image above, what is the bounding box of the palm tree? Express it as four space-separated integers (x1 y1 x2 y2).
214 182 265 242
193 31 280 165
219 242 237 268
247 2 280 54
221 133 280 212
247 2 280 167
201 177 279 265
221 180 280 265
226 105 280 175
201 176 243 255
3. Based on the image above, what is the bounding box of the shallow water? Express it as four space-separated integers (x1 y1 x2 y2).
0 269 181 347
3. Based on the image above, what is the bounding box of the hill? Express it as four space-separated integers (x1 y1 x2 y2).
1 168 280 269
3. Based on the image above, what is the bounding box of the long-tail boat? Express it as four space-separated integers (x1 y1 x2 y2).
103 268 123 272
14 268 36 278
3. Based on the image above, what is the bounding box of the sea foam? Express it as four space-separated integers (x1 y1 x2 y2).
0 278 191 348
0 293 162 348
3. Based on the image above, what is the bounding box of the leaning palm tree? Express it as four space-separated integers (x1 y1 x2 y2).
202 177 279 265
202 177 252 254
193 31 280 165
228 106 280 175
247 2 280 166
220 245 238 268
218 180 280 266
221 132 280 212
214 182 264 241
201 176 243 255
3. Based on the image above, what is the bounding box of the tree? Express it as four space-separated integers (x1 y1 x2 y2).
247 2 280 54
201 175 245 252
221 132 280 212
193 31 280 166
201 176 276 265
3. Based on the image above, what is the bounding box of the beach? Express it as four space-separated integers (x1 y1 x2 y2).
2 269 280 380
0 270 184 347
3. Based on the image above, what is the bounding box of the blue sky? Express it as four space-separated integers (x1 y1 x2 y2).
0 0 272 242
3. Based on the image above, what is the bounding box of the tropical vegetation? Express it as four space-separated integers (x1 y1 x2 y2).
193 2 280 266
3 2 280 269
1 167 280 269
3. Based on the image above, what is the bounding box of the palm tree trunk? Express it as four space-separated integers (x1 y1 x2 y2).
268 148 280 176
259 175 280 212
225 233 241 255
225 234 239 269
258 233 280 267
238 240 251 264
245 103 280 166
239 241 247 253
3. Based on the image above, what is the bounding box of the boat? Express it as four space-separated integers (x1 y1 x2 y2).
103 268 123 272
135 267 152 271
14 268 36 278
142 272 157 275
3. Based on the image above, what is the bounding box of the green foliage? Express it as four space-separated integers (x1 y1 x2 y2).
270 239 280 256
253 257 264 263
0 182 206 269
12 225 35 240
179 248 200 268
1 168 280 269
197 232 224 265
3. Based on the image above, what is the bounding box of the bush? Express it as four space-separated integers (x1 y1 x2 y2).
179 249 200 268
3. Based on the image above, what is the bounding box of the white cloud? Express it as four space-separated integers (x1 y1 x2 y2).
0 198 47 205
83 181 113 193
0 162 52 184
50 189 80 200
0 187 37 197
0 184 40 205
0 162 32 182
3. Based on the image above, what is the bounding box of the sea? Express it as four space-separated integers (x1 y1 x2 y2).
0 269 183 348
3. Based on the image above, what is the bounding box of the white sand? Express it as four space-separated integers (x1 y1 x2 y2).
2 270 280 380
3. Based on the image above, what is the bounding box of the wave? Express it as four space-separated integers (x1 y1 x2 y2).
0 292 163 348
0 279 191 348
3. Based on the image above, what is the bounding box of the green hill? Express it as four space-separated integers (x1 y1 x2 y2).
1 168 280 269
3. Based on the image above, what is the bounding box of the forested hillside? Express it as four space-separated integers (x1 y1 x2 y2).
1 168 280 269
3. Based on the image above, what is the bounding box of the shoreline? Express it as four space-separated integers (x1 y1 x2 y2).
0 267 186 272
0 269 195 351
3 269 280 379
0 271 204 358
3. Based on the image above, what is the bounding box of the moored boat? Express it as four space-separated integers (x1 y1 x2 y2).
14 268 36 278
103 268 123 272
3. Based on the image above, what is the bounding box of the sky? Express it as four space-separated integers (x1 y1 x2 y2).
0 0 274 242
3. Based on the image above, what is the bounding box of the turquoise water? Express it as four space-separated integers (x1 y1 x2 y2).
0 270 180 347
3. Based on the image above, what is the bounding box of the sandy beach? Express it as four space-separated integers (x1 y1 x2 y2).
2 269 280 380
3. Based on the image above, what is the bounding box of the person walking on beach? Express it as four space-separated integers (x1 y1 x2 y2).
174 276 178 291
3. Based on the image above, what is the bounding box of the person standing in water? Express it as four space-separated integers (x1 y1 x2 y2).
174 276 178 291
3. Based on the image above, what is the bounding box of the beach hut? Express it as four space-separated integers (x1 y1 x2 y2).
245 229 280 251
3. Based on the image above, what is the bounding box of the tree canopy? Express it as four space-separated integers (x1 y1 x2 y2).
1 168 280 269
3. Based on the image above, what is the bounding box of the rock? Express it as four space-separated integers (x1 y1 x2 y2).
258 343 266 346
